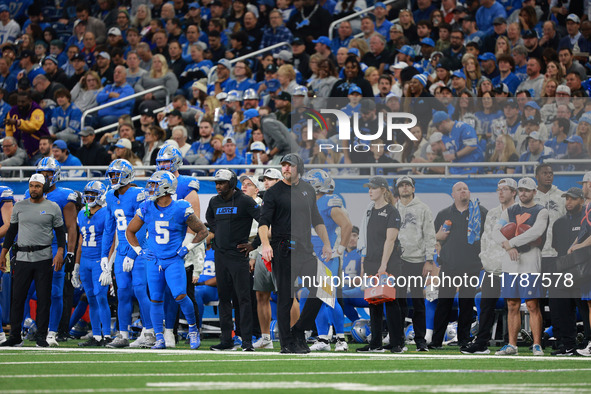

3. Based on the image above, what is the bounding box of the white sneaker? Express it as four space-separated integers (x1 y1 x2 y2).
335 339 348 352
0 332 6 344
164 330 176 348
532 344 544 356
129 329 146 348
253 336 273 349
46 334 59 347
576 342 591 357
495 344 518 355
310 340 331 351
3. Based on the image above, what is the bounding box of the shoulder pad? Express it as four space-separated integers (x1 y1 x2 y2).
188 179 200 192
0 188 14 199
67 191 77 202
327 196 343 208
137 192 146 202
184 205 195 218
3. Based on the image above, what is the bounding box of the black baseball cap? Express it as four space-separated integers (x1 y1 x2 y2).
364 176 389 189
562 187 584 199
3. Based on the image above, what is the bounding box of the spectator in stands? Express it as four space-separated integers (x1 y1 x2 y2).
171 125 191 157
42 56 68 87
557 136 591 171
81 32 97 68
559 14 581 51
17 50 45 86
76 126 110 166
443 29 465 70
186 117 215 172
71 70 102 115
519 131 554 172
142 125 165 166
214 136 246 175
75 3 107 44
124 51 147 88
566 72 587 97
95 65 135 127
33 74 66 105
539 21 560 50
51 139 83 177
288 0 331 49
0 5 20 46
373 2 392 38
0 136 27 172
112 138 144 175
362 35 391 75
559 48 586 81
330 56 373 98
494 36 511 58
167 41 187 81
94 51 114 86
475 0 507 36
576 114 591 155
136 42 153 71
331 21 353 54
152 30 169 60
209 58 232 95
486 134 519 174
65 53 88 90
0 57 16 93
482 17 508 53
545 118 570 158
511 45 528 80
259 9 293 53
492 54 520 95
517 57 544 97
49 89 82 146
276 64 299 95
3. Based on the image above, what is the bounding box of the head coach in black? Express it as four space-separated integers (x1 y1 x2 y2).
258 153 333 354
0 174 66 348
430 181 487 350
206 169 261 351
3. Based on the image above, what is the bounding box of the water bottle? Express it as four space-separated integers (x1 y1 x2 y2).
245 152 253 165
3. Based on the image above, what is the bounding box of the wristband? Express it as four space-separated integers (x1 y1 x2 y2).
132 245 142 256
182 233 199 251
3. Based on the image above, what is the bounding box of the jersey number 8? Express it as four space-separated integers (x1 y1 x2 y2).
114 209 128 231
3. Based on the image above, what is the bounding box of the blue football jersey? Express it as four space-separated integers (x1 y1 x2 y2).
137 199 194 259
311 194 344 256
175 175 200 201
77 206 108 260
198 249 216 282
0 186 14 244
102 187 146 258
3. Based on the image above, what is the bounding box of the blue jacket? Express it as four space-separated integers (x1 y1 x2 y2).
50 103 82 135
96 83 135 118
476 2 507 36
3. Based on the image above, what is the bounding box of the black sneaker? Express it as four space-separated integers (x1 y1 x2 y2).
210 342 237 351
461 342 491 354
280 343 297 354
101 337 113 346
56 333 70 342
242 343 255 352
0 336 23 347
36 338 49 347
390 345 405 354
551 347 576 356
79 337 103 347
427 344 443 350
356 344 385 353
416 343 429 352
291 328 310 354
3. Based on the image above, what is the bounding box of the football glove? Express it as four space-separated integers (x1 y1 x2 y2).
99 270 112 286
122 256 134 272
71 264 81 288
100 257 110 272
64 252 75 273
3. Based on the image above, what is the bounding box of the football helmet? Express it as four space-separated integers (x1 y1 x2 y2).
226 90 242 103
351 319 371 343
293 85 308 97
243 88 258 100
83 180 107 207
302 169 332 194
156 145 183 172
36 157 61 187
106 159 134 190
145 170 178 201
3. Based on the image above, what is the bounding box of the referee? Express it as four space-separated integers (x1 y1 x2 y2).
0 174 66 348
259 153 332 354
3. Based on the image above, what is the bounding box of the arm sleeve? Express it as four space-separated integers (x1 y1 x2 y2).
18 108 45 133
2 222 18 250
508 209 549 248
54 224 66 249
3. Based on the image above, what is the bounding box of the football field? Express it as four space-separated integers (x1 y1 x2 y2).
1 340 591 393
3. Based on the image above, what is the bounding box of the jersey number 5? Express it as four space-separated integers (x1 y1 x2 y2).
155 221 170 244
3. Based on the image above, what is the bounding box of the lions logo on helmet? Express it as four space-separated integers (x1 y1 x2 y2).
156 145 183 173
444 322 458 343
83 181 108 207
226 90 242 103
145 170 178 201
303 169 332 194
293 85 308 97
106 159 135 190
405 324 415 343
351 319 371 343
36 157 61 187
243 88 258 100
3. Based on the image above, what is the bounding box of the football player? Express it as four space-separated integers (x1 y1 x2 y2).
101 159 154 348
0 185 14 345
155 145 204 348
73 181 112 347
126 171 208 350
33 158 78 346
302 169 352 352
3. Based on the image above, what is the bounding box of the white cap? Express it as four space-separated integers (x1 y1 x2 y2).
260 168 282 180
222 136 236 145
577 171 591 184
429 132 443 144
108 27 122 36
114 138 132 150
517 177 537 190
250 141 266 151
239 174 260 189
29 173 46 185
498 178 518 189
389 62 408 72
556 85 571 95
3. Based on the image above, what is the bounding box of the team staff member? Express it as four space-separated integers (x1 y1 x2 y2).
259 153 332 354
395 175 436 352
463 178 517 354
431 182 487 350
550 187 585 356
0 175 65 348
0 185 14 345
357 176 405 353
206 169 261 351
494 177 549 356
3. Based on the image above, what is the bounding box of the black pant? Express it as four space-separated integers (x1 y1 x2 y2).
474 273 501 346
432 270 478 346
272 240 323 347
215 250 253 347
369 301 403 348
549 289 578 349
400 260 427 346
10 260 54 339
58 272 74 336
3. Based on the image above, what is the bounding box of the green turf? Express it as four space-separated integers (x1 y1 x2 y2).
1 339 591 393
